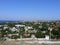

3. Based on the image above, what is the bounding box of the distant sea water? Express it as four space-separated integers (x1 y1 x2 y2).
0 20 21 23
0 20 60 23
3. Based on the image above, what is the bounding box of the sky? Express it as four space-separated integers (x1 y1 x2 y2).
0 0 60 21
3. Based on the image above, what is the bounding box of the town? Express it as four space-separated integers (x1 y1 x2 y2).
0 20 60 41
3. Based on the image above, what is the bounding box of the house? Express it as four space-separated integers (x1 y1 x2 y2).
8 33 19 39
0 25 3 27
31 34 36 38
42 31 46 33
39 26 42 28
3 24 8 30
24 26 33 32
25 26 33 30
27 29 37 33
10 27 18 32
8 33 19 36
23 33 30 38
45 35 49 40
3 26 8 30
15 24 25 27
27 26 33 29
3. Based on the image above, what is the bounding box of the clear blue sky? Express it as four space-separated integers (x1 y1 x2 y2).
0 0 60 21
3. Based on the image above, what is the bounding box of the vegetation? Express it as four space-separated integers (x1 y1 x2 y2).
0 21 60 40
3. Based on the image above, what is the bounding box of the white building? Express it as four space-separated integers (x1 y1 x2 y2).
0 25 3 27
45 35 49 40
10 27 18 32
25 26 33 32
8 33 19 37
25 26 33 29
3 26 8 30
15 24 25 27
31 34 36 38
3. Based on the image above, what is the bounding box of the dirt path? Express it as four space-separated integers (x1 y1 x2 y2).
0 40 60 45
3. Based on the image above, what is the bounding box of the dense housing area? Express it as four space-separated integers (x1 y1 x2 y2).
0 21 60 40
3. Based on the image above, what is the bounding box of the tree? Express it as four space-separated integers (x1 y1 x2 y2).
51 29 60 39
19 27 25 38
35 31 44 38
